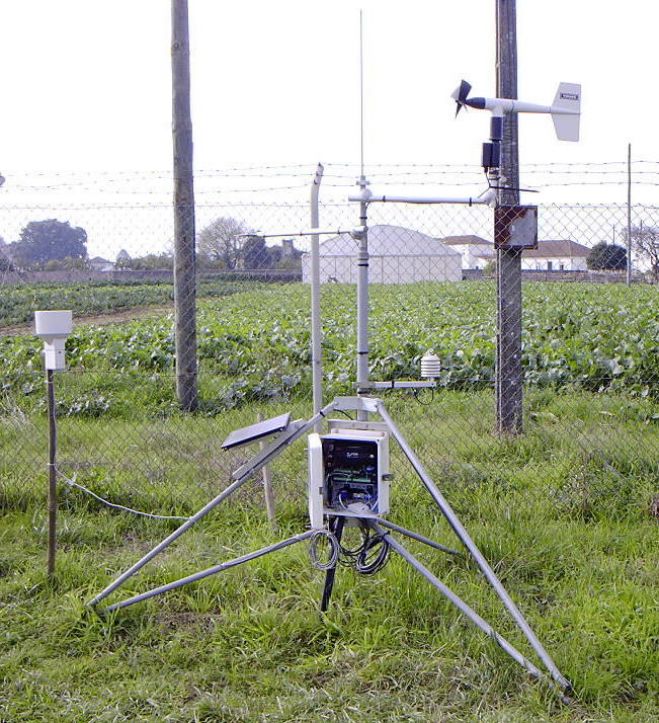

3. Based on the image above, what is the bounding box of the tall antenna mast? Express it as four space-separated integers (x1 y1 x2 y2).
356 9 370 420
359 9 365 178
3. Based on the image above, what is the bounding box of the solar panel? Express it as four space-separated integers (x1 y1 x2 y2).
221 412 291 450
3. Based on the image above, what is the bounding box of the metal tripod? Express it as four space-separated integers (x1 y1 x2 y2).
89 150 572 699
88 394 572 700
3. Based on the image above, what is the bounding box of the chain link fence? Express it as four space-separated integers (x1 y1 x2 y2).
1 163 657 523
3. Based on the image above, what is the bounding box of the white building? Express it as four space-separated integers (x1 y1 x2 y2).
301 224 462 284
441 235 495 270
520 239 590 271
471 239 591 271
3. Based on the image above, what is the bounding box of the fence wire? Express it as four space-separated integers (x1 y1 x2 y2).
0 163 657 524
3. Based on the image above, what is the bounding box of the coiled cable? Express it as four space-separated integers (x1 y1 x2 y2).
309 529 340 571
355 531 390 575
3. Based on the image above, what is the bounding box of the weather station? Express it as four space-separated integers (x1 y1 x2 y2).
89 16 581 703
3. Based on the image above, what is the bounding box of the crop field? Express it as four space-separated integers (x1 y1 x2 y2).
2 280 658 415
0 278 249 329
1 280 658 721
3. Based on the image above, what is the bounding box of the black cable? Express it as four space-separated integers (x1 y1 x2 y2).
331 521 390 575
413 388 435 406
338 532 367 566
336 520 368 567
355 530 390 575
335 409 354 420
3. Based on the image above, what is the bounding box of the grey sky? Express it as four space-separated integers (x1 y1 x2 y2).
1 2 657 170
0 1 657 257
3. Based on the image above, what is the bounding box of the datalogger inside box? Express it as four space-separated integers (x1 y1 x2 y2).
308 427 390 528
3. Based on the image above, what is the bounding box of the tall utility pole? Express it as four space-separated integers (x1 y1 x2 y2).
171 0 198 411
495 0 523 434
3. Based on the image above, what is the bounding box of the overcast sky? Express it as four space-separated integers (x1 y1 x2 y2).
1 1 658 255
1 1 658 169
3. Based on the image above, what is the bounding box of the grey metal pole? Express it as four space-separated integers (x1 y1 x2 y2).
105 530 315 612
378 527 550 687
310 163 324 427
370 518 460 556
328 511 460 556
627 143 632 286
88 402 335 607
376 401 571 693
172 0 198 412
495 0 523 435
496 0 520 202
356 187 369 396
496 247 523 433
46 369 57 579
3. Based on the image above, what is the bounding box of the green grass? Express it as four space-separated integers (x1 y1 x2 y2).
1 280 657 719
1 392 657 721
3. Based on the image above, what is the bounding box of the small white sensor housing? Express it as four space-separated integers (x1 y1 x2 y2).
420 351 441 380
34 310 73 370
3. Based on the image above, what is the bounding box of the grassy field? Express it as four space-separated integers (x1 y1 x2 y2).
1 280 658 720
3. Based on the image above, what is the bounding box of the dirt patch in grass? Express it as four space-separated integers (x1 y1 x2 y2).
156 610 220 634
2 304 173 336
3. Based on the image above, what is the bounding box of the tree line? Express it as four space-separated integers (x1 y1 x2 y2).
0 216 303 273
0 219 88 271
1 216 657 281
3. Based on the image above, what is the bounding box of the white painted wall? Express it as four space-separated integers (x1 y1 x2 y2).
450 243 496 270
302 254 463 284
520 256 588 271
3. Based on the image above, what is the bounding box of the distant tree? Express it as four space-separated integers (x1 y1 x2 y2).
0 237 12 271
42 256 91 271
197 216 252 270
119 253 173 270
116 249 131 265
241 237 303 271
482 259 497 277
268 245 284 268
276 255 303 272
241 235 267 269
629 224 659 282
10 219 87 269
586 242 627 271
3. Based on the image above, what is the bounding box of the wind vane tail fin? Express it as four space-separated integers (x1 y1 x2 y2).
551 83 581 141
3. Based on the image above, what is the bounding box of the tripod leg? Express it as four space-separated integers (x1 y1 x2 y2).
373 525 560 692
88 476 248 607
89 401 338 609
377 402 572 694
320 516 345 612
103 529 315 613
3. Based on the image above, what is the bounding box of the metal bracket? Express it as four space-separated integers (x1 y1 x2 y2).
359 380 437 391
327 419 389 434
332 395 380 414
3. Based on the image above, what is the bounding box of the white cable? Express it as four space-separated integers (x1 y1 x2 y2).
309 529 340 571
56 470 190 521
